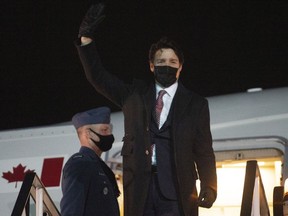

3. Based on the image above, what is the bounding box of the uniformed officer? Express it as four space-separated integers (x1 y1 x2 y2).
60 107 120 216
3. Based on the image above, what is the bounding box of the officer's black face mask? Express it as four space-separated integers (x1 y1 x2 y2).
90 129 115 152
154 66 178 88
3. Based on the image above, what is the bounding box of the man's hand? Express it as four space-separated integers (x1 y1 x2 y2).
198 187 216 208
78 3 106 39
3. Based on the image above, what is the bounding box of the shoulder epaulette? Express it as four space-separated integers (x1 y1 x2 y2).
72 154 84 159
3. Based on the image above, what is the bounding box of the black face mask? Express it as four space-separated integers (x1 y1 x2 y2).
89 129 115 152
154 66 178 88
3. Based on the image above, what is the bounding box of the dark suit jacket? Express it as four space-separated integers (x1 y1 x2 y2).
76 41 217 216
60 147 120 216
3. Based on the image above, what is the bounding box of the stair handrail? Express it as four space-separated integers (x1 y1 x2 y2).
240 160 270 216
11 172 60 216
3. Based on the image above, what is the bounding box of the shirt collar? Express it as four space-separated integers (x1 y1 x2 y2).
155 81 178 98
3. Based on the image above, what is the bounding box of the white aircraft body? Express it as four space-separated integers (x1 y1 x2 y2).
0 87 287 215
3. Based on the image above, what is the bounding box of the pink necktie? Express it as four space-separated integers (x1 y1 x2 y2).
155 90 167 127
151 90 167 165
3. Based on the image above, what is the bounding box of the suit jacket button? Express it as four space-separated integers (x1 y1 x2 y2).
103 187 108 195
145 150 149 155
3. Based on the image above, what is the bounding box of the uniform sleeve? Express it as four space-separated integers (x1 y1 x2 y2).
60 160 92 216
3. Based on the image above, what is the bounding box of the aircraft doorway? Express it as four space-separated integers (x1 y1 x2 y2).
201 137 286 216
199 156 282 215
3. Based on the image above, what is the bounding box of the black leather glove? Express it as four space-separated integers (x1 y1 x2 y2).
198 187 216 208
78 3 106 38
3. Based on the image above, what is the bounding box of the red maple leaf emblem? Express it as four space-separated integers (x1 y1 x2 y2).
2 164 35 188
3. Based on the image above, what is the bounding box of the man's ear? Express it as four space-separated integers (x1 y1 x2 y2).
176 65 183 79
149 62 155 73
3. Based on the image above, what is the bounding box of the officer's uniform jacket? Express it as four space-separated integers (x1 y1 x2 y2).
60 146 120 216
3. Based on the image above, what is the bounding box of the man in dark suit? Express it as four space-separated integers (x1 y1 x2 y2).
60 107 120 216
75 4 217 216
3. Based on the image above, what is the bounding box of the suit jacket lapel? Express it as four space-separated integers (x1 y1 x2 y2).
143 83 155 127
172 82 193 128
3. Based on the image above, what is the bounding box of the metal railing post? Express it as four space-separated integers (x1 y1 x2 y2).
36 187 44 216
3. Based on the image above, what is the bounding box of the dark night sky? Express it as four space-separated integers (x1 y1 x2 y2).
1 0 287 130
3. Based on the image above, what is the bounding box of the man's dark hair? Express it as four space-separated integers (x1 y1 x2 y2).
149 37 184 64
